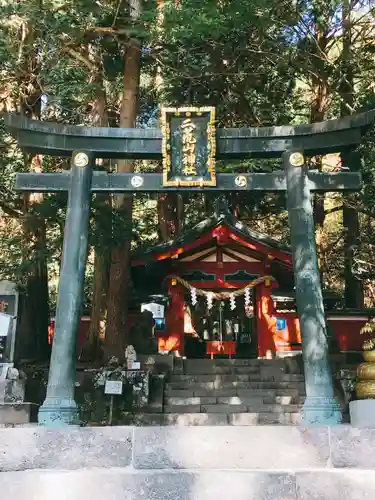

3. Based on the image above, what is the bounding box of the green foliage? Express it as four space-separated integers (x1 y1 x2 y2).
1 0 375 317
146 0 297 125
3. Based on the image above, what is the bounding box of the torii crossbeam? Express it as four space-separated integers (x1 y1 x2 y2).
4 107 375 428
15 171 361 193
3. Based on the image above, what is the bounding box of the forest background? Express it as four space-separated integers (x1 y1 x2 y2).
1 0 375 362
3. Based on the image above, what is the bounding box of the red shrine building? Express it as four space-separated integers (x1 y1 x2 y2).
131 204 370 359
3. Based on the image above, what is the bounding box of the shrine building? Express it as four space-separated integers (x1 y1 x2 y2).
131 202 369 359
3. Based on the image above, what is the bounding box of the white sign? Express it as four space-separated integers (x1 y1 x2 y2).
130 361 141 370
141 302 165 319
104 380 123 395
0 313 12 337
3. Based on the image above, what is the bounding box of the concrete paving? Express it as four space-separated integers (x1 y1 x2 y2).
0 426 374 499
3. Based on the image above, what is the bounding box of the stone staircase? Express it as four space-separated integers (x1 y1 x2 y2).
164 358 305 425
129 358 306 425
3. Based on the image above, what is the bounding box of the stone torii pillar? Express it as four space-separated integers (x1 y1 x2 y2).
284 151 342 425
38 151 94 426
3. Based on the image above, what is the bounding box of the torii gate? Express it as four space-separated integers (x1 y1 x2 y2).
4 107 375 427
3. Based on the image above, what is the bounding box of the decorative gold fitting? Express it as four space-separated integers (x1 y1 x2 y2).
235 175 247 188
130 175 144 188
74 152 89 167
289 152 305 167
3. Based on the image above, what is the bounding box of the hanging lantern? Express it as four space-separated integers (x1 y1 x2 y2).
207 293 214 310
230 295 236 311
191 287 197 306
245 305 254 318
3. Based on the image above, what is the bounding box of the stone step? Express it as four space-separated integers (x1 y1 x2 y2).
229 412 302 425
165 395 304 406
164 404 203 413
163 403 302 414
165 387 304 398
181 359 304 376
236 388 303 398
122 412 301 425
170 373 304 383
204 367 265 375
200 404 302 414
166 397 217 406
216 397 299 406
171 374 250 382
166 380 306 391
184 359 288 368
181 365 283 375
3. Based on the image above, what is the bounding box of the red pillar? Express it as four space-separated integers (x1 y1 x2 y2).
164 281 185 355
256 283 276 358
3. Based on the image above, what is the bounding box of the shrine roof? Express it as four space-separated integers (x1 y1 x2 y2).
131 207 292 266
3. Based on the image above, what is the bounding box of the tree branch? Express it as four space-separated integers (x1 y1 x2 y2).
324 205 343 216
62 48 95 71
0 199 22 218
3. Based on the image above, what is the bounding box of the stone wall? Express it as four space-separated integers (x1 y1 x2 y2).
23 355 173 424
22 368 162 425
0 425 374 499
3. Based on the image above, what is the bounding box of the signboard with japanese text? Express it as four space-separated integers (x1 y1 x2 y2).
276 318 287 332
104 380 123 395
161 107 216 187
141 302 165 319
0 313 12 337
0 282 19 363
0 295 16 316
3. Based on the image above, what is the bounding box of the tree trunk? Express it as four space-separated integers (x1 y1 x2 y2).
157 193 184 241
105 1 142 361
81 251 109 360
80 48 110 361
342 166 363 308
341 1 363 308
17 86 51 361
310 25 329 282
154 1 184 242
18 194 50 361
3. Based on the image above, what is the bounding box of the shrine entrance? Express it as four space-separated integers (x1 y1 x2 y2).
4 106 374 427
184 289 257 360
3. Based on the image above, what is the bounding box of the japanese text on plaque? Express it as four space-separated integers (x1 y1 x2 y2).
181 118 197 176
